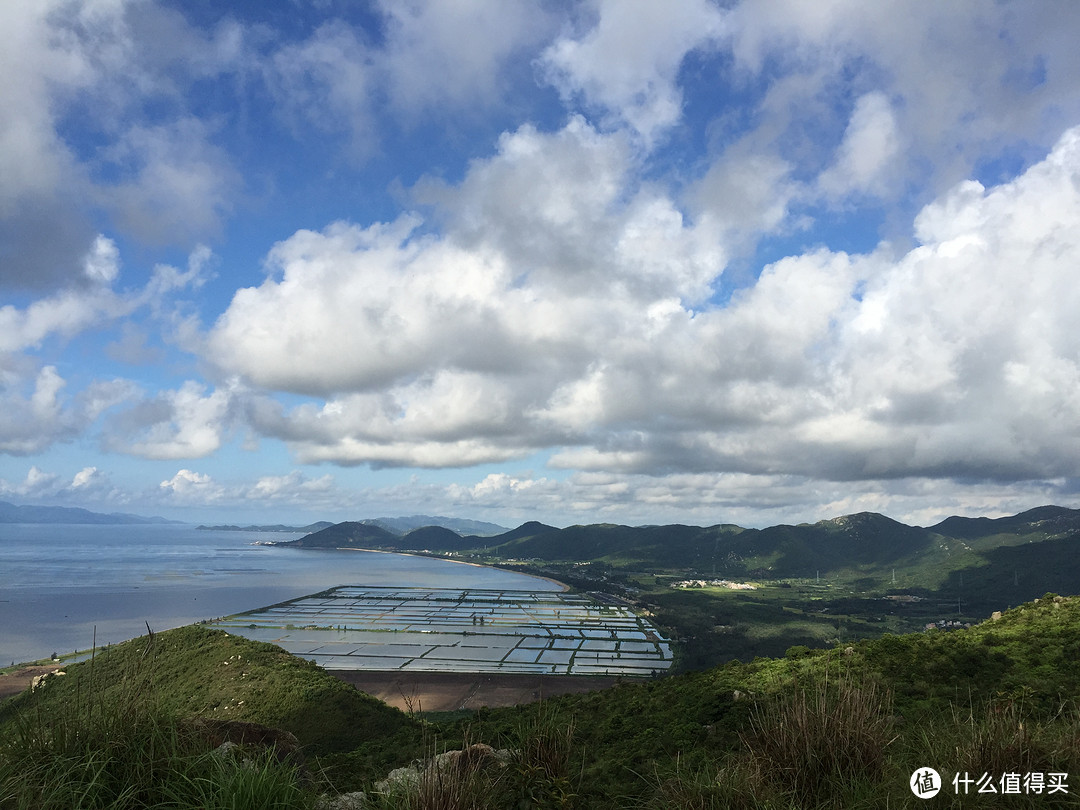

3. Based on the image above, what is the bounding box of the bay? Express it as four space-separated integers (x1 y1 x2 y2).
0 523 558 666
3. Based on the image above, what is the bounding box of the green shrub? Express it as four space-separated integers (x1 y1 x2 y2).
739 669 894 805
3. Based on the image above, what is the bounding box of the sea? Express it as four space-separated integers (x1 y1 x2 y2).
0 523 559 667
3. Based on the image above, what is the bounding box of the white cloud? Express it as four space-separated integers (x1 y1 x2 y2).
105 382 232 460
101 118 237 245
539 0 725 143
159 468 221 500
0 466 61 497
210 118 722 466
267 21 378 160
0 367 72 454
376 0 556 116
817 91 900 198
82 235 120 284
202 107 1080 489
724 0 1080 205
0 240 211 354
0 0 244 290
155 468 346 513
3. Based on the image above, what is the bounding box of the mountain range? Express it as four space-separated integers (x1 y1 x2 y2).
0 500 180 525
280 506 1080 607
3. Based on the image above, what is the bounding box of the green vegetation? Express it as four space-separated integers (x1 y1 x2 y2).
4 595 1080 807
282 506 1080 669
8 508 1080 807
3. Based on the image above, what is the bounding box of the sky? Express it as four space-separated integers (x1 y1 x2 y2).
2 0 1080 529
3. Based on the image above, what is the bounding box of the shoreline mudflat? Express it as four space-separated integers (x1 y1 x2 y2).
0 664 63 702
331 670 632 712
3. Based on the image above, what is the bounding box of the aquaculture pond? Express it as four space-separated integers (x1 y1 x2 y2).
210 586 672 676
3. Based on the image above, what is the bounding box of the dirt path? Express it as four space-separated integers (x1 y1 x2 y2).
330 670 629 712
0 664 62 702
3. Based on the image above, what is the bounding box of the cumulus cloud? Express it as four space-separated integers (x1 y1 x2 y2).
377 0 557 115
0 466 61 498
104 382 232 460
159 468 221 500
100 119 238 245
209 118 721 465
0 240 210 355
0 366 135 455
555 127 1080 483
207 122 1080 492
539 0 725 143
724 0 1080 202
156 467 345 514
267 21 378 160
817 91 901 199
0 0 244 290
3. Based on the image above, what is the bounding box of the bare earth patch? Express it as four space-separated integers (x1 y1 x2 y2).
0 664 62 702
330 670 631 712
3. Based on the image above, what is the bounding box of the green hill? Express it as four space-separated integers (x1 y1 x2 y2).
4 597 1080 808
0 625 416 759
456 593 1080 807
278 520 399 549
400 525 469 549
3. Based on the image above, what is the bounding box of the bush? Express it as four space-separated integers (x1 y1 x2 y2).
739 669 894 805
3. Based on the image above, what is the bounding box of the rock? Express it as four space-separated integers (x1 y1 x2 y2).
30 670 65 691
374 743 511 797
991 611 1002 621
315 792 368 809
178 718 304 770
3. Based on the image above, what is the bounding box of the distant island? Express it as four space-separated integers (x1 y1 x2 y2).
0 500 181 525
196 522 335 533
196 515 508 535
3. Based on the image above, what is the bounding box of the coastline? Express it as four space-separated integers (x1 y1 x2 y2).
328 546 571 592
0 525 559 667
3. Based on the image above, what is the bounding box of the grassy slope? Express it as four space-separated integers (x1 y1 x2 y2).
3 597 1078 807
451 593 1080 807
0 625 419 769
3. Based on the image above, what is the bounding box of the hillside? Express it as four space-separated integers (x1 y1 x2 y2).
0 625 416 760
456 593 1080 807
278 520 400 549
5 596 1079 808
361 515 509 536
284 507 1080 610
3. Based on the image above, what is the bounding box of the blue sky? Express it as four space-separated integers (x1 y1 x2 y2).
3 0 1080 528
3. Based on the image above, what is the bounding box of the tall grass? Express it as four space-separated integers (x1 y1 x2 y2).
0 631 313 810
369 705 579 810
740 668 895 805
645 669 895 809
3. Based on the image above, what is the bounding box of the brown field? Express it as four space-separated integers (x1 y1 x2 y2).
331 670 632 712
0 664 62 702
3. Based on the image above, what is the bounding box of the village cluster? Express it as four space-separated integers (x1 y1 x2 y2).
670 579 757 590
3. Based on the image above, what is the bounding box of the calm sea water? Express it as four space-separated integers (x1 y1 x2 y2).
0 524 559 666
